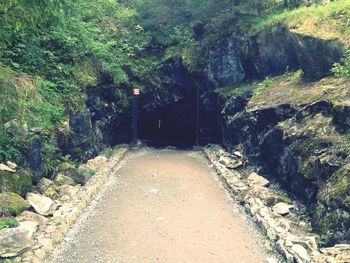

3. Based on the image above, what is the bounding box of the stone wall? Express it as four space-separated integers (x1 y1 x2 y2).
0 147 128 262
203 145 350 263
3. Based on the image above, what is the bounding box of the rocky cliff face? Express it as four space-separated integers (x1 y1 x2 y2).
221 93 350 245
205 25 343 87
204 24 349 245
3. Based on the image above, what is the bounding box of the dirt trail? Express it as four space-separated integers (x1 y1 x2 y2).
46 150 268 263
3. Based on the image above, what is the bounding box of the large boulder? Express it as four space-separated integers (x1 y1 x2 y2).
54 173 76 186
37 178 56 193
249 25 343 80
3 120 29 140
57 162 75 173
0 192 29 216
0 169 32 197
80 156 108 172
58 168 92 186
26 193 56 216
38 178 60 200
248 172 270 187
0 221 38 258
16 211 48 225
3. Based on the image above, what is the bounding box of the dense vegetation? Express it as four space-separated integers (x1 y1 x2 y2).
0 0 152 166
1 0 349 170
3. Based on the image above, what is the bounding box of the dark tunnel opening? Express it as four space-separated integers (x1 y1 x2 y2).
139 97 197 148
115 95 222 149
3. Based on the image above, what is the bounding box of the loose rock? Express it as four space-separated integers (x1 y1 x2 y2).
27 193 56 216
54 173 76 186
248 172 270 187
273 202 294 216
0 221 38 258
6 161 18 170
292 244 311 263
0 163 16 173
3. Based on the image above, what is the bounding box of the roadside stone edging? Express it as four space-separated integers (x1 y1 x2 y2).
203 144 350 263
1 147 128 263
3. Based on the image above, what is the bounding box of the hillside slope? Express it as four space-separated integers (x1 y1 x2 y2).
1 0 350 249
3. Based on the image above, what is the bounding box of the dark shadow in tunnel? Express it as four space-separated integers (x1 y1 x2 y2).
137 93 222 149
139 97 197 149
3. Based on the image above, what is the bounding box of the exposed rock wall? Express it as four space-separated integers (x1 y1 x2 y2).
221 94 350 245
206 25 343 87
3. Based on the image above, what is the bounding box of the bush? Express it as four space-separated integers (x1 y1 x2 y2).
0 219 20 230
332 48 350 78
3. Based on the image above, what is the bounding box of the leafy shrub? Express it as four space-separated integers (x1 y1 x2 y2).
0 219 19 230
332 48 350 78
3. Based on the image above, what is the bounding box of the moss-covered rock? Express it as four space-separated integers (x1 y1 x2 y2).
318 164 350 208
59 168 92 186
0 169 32 197
0 192 29 216
54 173 76 186
57 162 75 173
333 104 350 133
44 187 59 200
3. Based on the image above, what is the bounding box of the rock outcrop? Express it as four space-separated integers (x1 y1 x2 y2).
205 25 343 88
221 92 350 245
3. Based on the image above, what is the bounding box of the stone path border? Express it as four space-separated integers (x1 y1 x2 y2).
8 147 128 263
203 144 350 263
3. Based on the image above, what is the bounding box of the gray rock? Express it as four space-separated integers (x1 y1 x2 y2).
38 178 55 193
206 38 246 87
54 173 76 186
6 161 17 170
27 193 56 216
0 221 38 257
16 211 48 225
248 172 270 187
219 156 242 169
273 202 294 216
292 244 311 263
0 163 16 173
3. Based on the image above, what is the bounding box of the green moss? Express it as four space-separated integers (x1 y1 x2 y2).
251 0 350 42
0 192 29 216
214 82 254 98
0 218 19 230
318 164 350 209
0 170 32 197
57 162 75 172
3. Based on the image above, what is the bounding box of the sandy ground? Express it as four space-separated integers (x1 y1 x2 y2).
46 149 270 263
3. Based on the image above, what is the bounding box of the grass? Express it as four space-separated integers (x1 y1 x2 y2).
0 218 19 230
245 70 350 110
251 0 350 44
214 82 255 98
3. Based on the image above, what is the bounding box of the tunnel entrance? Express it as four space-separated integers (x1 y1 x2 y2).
139 98 196 148
137 93 221 148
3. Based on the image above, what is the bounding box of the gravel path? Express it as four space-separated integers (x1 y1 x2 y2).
46 149 269 263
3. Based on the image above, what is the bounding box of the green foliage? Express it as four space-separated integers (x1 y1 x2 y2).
0 219 19 230
332 48 350 78
0 127 24 164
